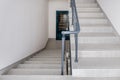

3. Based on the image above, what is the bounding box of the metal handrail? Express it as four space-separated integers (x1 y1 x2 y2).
61 0 80 75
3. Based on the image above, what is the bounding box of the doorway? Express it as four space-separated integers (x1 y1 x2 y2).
56 11 69 40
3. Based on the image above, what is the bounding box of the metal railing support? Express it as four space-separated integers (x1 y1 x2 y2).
61 34 65 75
61 0 80 75
75 34 78 62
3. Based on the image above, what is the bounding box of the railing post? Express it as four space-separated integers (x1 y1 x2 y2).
61 34 65 75
75 33 78 62
70 0 72 7
71 0 74 25
61 0 80 75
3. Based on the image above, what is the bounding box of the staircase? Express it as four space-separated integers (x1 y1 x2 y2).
1 0 120 80
1 49 68 79
69 0 120 78
5 50 62 75
1 40 71 80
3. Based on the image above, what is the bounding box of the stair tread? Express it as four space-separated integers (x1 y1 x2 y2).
77 33 115 37
1 75 120 80
2 76 120 80
29 57 61 61
71 44 120 50
17 64 62 69
72 58 120 69
6 69 61 75
80 24 111 27
71 36 120 44
24 61 61 64
33 55 61 58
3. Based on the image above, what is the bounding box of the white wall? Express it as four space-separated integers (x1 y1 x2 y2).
0 0 48 70
97 0 120 35
48 0 68 38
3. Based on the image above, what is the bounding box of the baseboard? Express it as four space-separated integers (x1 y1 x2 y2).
0 48 46 75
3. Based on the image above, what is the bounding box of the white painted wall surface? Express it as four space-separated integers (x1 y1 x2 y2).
97 0 120 35
0 0 48 70
48 0 68 38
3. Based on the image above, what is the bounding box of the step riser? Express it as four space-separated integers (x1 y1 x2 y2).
7 69 61 75
35 54 61 56
33 56 61 58
69 13 105 18
0 76 72 80
70 27 113 33
36 53 61 55
71 51 120 58
1 76 120 80
76 4 98 8
69 8 101 12
70 19 108 25
74 0 96 3
77 8 101 12
79 19 108 24
72 69 120 77
24 61 61 64
29 58 61 61
71 37 120 44
80 28 113 33
17 65 61 69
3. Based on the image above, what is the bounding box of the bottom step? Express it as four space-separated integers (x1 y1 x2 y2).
72 58 120 77
1 75 120 80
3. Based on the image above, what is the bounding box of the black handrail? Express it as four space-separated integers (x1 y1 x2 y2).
61 0 80 75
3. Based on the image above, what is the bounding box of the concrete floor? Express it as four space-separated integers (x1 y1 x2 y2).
45 38 62 50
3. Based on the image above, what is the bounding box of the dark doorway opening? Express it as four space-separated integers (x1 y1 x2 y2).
56 11 69 40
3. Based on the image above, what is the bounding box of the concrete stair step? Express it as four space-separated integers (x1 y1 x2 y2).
75 33 115 37
71 37 120 44
24 61 61 64
77 8 101 12
6 69 61 75
33 55 61 58
79 24 111 26
2 76 120 80
73 0 96 3
72 58 120 69
37 50 61 53
36 51 61 54
69 8 101 12
70 26 113 33
71 44 120 51
72 58 120 77
2 75 120 80
0 76 69 80
76 3 98 8
35 53 61 57
28 58 61 61
71 50 120 58
69 13 105 18
17 64 61 69
36 52 61 55
70 18 109 25
79 18 108 24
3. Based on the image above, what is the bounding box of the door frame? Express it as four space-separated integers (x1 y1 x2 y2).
56 10 69 40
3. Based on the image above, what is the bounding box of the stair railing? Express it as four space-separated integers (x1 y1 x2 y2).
61 0 80 75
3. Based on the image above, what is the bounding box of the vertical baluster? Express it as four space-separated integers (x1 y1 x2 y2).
61 34 65 75
75 33 78 62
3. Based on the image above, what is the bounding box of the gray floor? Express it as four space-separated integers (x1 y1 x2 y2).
45 38 62 50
